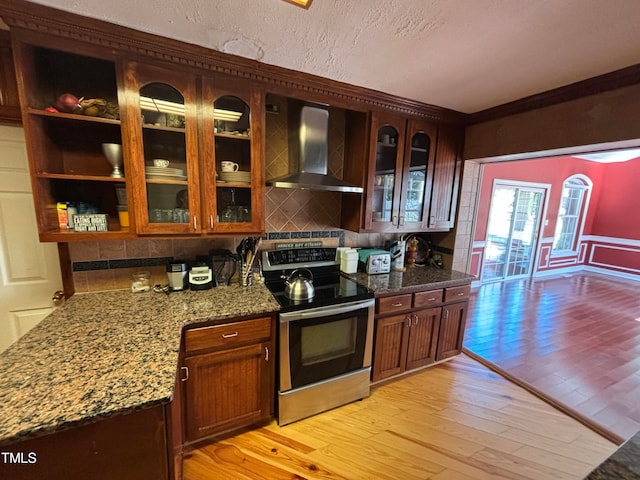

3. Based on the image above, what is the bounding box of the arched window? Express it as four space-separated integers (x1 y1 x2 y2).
552 175 592 254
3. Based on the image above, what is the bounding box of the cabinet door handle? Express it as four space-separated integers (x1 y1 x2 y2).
392 215 398 226
443 309 449 320
399 215 405 226
180 366 189 382
193 215 198 230
414 314 419 325
428 297 436 301
264 346 269 361
222 331 239 338
209 215 214 229
406 316 412 327
457 292 465 296
392 302 404 307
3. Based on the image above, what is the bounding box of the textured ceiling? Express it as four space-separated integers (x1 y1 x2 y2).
26 0 640 113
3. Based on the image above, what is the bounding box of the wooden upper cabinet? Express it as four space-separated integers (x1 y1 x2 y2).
11 41 134 241
201 76 265 234
0 31 21 125
429 125 463 230
122 64 265 236
123 60 201 235
364 111 437 233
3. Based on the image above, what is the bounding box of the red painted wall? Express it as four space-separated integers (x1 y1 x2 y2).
474 156 606 241
473 155 640 278
589 159 640 239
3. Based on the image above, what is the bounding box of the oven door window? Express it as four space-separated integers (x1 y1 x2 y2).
288 309 368 389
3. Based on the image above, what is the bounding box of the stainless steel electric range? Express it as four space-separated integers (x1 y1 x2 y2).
261 246 374 426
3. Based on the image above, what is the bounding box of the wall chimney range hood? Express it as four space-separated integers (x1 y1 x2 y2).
267 104 363 193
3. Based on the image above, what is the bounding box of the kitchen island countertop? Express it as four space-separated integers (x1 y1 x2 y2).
0 284 279 446
347 266 475 295
586 430 640 479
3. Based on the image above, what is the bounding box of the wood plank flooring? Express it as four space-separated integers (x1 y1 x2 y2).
464 271 640 444
183 355 615 480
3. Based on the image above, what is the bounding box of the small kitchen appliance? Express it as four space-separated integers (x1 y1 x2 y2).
358 249 391 274
167 261 188 290
188 264 213 290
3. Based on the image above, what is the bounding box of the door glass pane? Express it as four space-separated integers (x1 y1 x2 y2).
214 96 252 224
483 185 543 282
373 126 398 223
403 132 430 223
139 83 189 224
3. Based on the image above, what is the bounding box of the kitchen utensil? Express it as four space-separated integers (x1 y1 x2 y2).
282 268 315 300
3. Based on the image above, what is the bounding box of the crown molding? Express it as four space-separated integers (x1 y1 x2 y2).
469 63 640 125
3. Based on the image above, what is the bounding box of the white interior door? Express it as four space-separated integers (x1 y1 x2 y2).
482 181 545 283
0 125 63 352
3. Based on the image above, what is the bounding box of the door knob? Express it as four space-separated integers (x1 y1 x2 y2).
52 290 65 306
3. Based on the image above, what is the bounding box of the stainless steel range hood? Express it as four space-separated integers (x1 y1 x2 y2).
267 104 363 193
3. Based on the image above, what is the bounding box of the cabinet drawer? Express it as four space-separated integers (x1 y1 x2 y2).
377 294 413 314
413 289 443 308
184 317 271 353
444 285 470 303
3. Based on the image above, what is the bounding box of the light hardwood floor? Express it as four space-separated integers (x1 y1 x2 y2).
464 272 640 443
183 355 616 480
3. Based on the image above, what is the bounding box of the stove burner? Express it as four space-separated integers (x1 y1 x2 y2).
262 247 373 312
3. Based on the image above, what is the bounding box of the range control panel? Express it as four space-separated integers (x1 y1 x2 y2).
264 248 337 268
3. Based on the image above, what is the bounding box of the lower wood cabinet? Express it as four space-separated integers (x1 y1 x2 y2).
436 301 468 361
180 315 275 443
0 406 170 480
372 284 469 382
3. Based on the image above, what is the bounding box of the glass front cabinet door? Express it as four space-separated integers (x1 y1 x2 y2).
367 112 406 232
124 61 201 234
366 113 437 232
399 120 437 230
201 77 264 234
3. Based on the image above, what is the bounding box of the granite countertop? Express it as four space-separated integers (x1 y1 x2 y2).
0 283 280 446
347 266 475 295
586 431 640 479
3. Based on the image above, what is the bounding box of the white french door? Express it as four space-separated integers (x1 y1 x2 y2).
482 181 546 283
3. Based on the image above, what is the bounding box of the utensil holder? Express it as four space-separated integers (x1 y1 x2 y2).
240 263 253 287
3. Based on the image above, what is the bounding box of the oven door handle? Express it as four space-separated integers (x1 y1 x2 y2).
279 299 375 323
